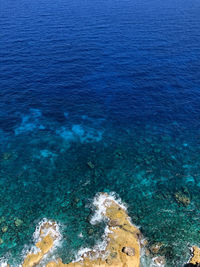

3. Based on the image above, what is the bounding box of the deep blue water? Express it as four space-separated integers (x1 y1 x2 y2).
1 0 200 265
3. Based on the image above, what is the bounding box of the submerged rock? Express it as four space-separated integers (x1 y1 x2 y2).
2 152 12 160
87 228 94 235
174 191 190 206
150 242 163 254
153 256 166 266
15 218 23 227
22 192 142 267
108 218 120 227
0 216 5 224
114 149 123 159
87 161 95 169
2 225 8 233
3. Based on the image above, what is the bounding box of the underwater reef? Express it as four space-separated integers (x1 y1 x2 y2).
1 192 198 267
22 193 141 267
1 110 200 266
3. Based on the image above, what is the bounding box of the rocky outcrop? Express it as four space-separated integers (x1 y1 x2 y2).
23 221 60 267
174 191 190 206
4 193 200 267
188 246 200 266
22 193 141 267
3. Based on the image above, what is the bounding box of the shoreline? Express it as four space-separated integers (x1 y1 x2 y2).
1 192 199 267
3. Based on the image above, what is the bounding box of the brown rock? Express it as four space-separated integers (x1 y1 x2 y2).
153 256 166 265
87 228 94 235
189 246 200 265
23 192 141 267
141 239 148 248
145 248 150 256
122 246 135 256
174 191 190 206
110 252 117 258
2 226 8 233
15 218 23 227
22 221 59 267
108 219 120 227
150 242 163 254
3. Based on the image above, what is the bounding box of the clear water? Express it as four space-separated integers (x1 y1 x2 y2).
0 0 200 265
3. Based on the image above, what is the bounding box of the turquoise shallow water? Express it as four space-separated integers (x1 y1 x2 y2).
1 0 200 265
0 111 200 266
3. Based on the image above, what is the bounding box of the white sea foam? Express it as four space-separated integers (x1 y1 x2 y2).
2 193 145 266
151 257 166 267
78 232 83 238
0 259 9 267
90 192 127 225
21 218 62 267
186 246 196 265
74 225 112 263
141 258 164 267
32 218 61 246
74 192 128 263
140 242 166 267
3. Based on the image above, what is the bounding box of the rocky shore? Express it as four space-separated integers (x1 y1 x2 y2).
187 246 200 266
22 192 141 267
3 192 200 267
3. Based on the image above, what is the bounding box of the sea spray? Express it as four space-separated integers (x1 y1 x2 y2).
90 191 128 224
22 219 62 267
74 192 130 262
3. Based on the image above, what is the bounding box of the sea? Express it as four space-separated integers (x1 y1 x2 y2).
0 0 200 265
